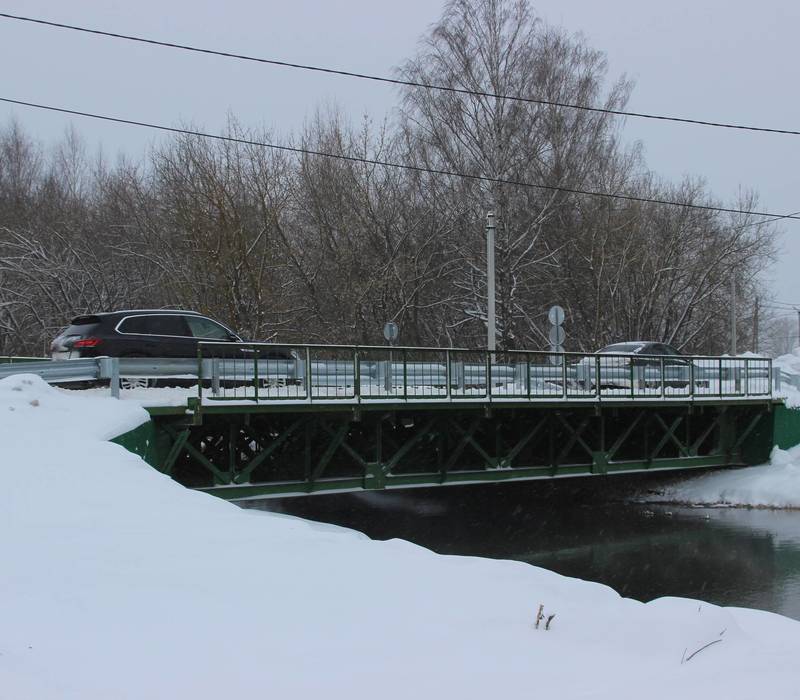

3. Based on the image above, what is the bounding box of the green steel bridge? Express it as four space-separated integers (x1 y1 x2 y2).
111 342 796 500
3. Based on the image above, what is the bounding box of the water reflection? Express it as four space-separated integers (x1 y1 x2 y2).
239 479 800 620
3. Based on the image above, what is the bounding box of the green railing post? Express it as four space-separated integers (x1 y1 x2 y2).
197 345 203 404
630 360 635 399
403 349 408 401
744 359 749 397
305 346 312 402
595 355 600 399
252 346 259 403
768 359 773 396
660 357 665 398
354 348 360 402
719 358 723 398
526 353 531 399
446 349 451 400
484 352 492 401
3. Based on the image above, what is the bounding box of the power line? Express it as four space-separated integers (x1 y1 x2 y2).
2 12 800 138
3 95 800 223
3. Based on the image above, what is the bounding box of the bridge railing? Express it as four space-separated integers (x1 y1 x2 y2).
195 342 773 403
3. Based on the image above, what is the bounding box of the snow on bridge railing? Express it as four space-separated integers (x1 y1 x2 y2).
195 342 774 403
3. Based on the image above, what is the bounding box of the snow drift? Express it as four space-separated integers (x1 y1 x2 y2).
646 445 800 509
2 374 800 699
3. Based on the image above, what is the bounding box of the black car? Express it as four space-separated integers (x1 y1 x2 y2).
50 309 285 359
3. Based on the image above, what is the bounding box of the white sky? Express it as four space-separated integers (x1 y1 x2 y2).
1 0 798 316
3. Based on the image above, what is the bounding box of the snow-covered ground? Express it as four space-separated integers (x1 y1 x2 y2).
4 373 800 698
645 445 800 509
774 349 800 408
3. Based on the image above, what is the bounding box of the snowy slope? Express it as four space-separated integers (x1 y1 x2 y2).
2 374 800 699
647 445 800 509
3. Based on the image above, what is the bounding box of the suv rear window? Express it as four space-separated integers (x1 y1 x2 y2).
118 314 191 337
62 321 100 337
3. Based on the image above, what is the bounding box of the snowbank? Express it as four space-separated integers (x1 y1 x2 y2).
774 348 800 376
646 445 800 509
2 375 800 699
773 349 800 408
2 373 149 440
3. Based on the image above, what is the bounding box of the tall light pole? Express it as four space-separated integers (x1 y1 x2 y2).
486 211 496 353
796 308 800 351
730 270 737 355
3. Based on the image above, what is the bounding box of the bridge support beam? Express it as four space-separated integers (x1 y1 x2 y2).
112 400 778 500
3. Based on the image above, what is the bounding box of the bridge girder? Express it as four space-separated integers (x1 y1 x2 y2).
132 401 773 500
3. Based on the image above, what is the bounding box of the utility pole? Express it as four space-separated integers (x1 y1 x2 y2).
753 296 759 354
486 211 496 353
730 271 737 355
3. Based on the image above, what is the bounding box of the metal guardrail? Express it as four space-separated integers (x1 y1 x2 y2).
0 345 779 404
0 356 48 364
196 343 775 403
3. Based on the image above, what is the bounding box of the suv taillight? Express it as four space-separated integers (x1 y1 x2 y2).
73 337 102 348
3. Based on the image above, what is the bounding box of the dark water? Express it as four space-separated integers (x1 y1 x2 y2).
239 478 800 620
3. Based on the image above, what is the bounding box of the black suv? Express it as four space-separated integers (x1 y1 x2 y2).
50 310 279 359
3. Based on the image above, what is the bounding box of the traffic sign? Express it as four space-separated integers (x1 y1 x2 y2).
548 305 565 326
383 321 399 344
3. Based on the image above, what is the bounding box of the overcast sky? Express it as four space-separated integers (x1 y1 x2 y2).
1 0 798 320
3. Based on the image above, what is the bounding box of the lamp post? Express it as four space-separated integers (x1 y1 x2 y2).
730 270 737 355
486 211 496 354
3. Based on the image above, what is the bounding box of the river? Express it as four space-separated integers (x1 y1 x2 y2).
239 477 800 620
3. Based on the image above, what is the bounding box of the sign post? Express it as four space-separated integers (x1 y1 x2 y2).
547 305 566 366
383 321 399 392
486 212 496 354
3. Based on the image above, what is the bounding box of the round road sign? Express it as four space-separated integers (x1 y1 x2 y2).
383 321 399 343
548 305 565 326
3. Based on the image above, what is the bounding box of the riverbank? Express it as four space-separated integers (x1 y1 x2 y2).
642 445 800 509
3 374 800 699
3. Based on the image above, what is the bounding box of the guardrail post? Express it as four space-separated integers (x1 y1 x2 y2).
105 358 120 399
212 359 220 396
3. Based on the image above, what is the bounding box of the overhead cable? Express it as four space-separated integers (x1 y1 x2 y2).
1 12 799 137
1 96 798 223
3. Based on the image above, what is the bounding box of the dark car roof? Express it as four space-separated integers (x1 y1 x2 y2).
70 309 203 324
